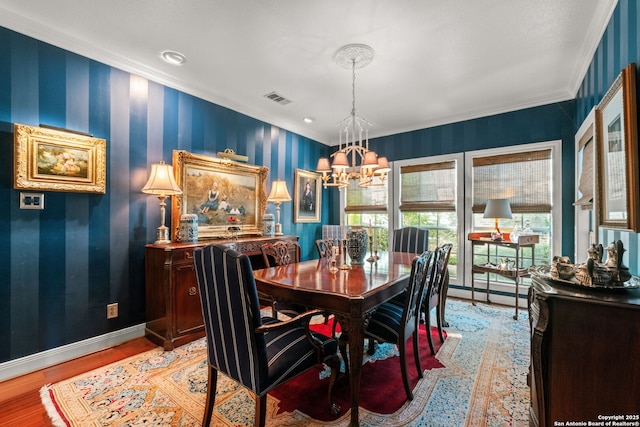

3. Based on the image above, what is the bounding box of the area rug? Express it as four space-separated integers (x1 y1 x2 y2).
41 300 529 426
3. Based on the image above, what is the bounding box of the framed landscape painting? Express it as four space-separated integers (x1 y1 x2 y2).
171 150 269 240
294 168 321 223
14 123 107 194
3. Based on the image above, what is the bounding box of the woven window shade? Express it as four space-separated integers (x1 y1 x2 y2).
345 179 388 212
399 161 456 212
574 137 594 209
472 149 552 214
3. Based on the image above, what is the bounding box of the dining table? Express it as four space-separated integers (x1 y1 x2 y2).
253 251 418 427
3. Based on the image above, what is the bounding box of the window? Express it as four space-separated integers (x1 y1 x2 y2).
466 141 561 288
395 154 464 283
345 178 389 251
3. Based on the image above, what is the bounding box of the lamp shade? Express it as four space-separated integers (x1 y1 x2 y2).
141 161 182 195
376 156 391 173
362 150 379 169
483 198 512 219
267 180 292 202
331 151 349 169
316 157 332 172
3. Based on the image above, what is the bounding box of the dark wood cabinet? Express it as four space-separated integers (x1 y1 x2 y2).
145 235 298 350
528 275 640 427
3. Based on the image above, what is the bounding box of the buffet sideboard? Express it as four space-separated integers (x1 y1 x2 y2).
528 275 640 427
145 235 298 350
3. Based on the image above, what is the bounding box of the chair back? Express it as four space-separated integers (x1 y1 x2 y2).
193 244 267 393
322 225 347 241
315 238 338 260
261 241 300 267
425 243 453 307
393 227 429 253
401 250 435 330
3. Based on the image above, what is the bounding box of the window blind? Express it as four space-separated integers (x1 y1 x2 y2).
345 179 388 212
399 161 456 212
472 149 552 213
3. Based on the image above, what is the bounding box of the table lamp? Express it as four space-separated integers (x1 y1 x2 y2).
267 180 291 236
142 161 182 244
483 198 512 241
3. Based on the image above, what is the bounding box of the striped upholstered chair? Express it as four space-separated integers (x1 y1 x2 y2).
392 227 429 253
364 250 434 401
193 244 340 427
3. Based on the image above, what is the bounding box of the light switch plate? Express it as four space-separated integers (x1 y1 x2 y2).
20 192 45 210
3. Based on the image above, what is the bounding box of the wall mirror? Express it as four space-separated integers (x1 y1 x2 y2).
595 63 640 232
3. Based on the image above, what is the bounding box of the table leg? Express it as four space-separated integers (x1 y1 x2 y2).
346 316 364 427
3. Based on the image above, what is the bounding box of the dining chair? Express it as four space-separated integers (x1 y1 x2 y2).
364 250 434 401
423 243 453 355
260 241 307 318
392 227 429 253
193 244 341 427
315 238 339 261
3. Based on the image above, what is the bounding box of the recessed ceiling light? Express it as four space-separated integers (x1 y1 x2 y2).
161 50 186 65
303 117 315 123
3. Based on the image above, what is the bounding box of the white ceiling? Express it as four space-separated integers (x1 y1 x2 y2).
0 1 617 146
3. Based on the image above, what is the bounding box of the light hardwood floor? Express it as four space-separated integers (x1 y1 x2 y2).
0 337 157 427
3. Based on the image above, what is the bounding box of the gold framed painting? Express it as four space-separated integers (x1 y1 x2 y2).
171 150 269 240
595 63 640 232
14 124 107 194
294 168 321 223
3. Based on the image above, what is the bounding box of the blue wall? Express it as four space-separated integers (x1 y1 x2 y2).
0 27 329 363
575 0 640 274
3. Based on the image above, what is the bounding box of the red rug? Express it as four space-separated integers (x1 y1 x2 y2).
270 320 446 420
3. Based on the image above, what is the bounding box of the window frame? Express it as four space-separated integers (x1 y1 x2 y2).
393 153 465 285
464 140 562 292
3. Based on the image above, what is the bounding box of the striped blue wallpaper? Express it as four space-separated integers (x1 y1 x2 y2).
0 27 329 363
575 0 640 277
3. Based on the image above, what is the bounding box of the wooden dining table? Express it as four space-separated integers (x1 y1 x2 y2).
253 251 418 427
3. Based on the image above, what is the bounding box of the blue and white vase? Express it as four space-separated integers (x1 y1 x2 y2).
179 214 198 242
347 227 368 266
262 213 275 237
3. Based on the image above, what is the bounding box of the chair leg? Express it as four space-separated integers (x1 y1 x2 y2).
202 366 217 427
255 394 267 427
325 354 341 416
338 333 349 376
412 321 423 379
436 302 445 343
399 337 413 401
426 309 436 355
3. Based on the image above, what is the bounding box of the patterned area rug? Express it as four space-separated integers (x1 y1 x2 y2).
41 300 529 426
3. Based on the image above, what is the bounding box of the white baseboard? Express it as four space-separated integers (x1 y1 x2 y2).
448 284 529 310
0 323 146 382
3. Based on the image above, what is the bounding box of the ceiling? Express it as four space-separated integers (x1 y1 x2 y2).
0 1 617 146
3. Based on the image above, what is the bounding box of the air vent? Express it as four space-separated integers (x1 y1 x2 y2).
264 91 292 105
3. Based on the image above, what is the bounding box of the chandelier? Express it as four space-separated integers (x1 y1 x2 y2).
316 44 390 189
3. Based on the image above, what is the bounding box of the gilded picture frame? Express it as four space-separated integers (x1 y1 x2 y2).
595 63 640 232
171 150 268 240
294 168 321 223
14 123 107 194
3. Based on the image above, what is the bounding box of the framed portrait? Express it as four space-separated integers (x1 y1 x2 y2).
14 123 107 194
294 168 321 223
595 63 640 232
171 150 269 240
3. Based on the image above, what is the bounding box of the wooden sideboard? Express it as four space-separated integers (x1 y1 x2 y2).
145 235 298 350
528 275 640 427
